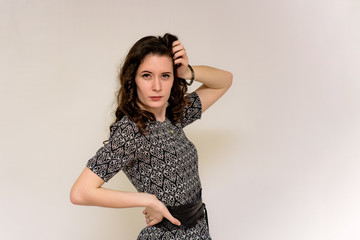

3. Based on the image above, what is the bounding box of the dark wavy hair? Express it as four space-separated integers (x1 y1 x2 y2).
113 33 188 134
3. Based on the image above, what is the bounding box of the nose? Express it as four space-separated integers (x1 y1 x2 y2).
152 77 161 92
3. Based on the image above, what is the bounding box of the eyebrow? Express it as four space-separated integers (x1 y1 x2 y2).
140 70 172 74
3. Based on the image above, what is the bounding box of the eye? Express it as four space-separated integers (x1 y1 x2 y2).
142 73 151 80
161 74 171 80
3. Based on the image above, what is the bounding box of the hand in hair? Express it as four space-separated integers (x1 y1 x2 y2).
172 40 192 80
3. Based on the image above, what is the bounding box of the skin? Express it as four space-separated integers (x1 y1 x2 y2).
135 54 174 122
70 39 233 227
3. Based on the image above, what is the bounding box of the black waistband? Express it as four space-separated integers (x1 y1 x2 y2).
156 191 209 229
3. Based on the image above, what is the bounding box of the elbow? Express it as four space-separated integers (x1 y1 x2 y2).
70 185 86 205
225 71 233 89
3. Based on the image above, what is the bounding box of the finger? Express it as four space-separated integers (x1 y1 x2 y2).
174 58 187 66
164 212 181 226
172 41 185 52
173 50 187 60
172 43 184 52
172 40 181 47
146 218 160 227
143 209 147 214
173 47 185 56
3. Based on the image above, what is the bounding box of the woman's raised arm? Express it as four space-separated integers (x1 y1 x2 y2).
173 41 232 113
191 65 232 113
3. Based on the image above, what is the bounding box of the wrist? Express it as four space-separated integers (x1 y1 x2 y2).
142 193 158 207
186 64 195 86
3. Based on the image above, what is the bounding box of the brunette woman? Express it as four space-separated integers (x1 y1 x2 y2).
70 33 232 239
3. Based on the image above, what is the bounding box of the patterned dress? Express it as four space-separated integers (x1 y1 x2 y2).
87 92 211 239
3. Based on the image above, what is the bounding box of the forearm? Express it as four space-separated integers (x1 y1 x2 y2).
186 65 233 90
70 167 155 208
77 188 154 208
70 168 180 226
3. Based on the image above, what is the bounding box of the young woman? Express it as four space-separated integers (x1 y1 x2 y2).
70 33 232 239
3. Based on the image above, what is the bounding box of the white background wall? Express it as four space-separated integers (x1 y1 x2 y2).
1 0 359 239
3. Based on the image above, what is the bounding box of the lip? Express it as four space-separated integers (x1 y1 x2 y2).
150 96 162 101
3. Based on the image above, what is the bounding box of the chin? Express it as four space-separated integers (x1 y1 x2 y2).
144 101 167 110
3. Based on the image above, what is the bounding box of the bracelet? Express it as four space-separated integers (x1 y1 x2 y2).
186 64 195 86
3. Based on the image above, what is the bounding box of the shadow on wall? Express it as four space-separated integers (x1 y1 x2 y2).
101 172 145 238
185 128 241 169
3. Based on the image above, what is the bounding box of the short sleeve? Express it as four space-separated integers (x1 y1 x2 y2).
86 118 137 182
180 91 202 128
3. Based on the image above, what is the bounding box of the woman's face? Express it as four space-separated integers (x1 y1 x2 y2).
135 54 174 116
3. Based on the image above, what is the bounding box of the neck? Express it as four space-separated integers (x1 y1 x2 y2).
152 108 166 122
136 101 167 122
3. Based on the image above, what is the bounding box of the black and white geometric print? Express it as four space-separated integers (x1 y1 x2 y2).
137 217 210 240
87 92 211 239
